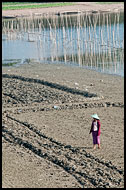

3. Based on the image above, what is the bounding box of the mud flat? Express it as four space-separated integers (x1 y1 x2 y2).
2 61 124 188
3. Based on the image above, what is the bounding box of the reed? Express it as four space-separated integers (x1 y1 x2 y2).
2 12 124 74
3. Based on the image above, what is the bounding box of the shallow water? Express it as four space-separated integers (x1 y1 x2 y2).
2 12 124 76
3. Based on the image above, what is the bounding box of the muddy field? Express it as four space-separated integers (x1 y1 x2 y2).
2 61 124 188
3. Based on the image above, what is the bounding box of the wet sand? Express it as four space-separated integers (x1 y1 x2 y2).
2 2 124 188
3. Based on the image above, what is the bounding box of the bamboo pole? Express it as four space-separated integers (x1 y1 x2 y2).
63 25 66 63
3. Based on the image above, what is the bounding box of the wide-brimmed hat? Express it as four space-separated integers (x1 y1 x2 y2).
91 114 100 120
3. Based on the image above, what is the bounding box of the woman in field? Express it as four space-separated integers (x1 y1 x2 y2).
89 114 101 149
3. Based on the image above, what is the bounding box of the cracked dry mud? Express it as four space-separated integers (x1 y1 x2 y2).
2 62 124 188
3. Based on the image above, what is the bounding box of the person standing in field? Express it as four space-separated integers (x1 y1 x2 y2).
89 114 101 149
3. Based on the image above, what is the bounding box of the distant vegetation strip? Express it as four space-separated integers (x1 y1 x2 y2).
2 2 34 5
2 2 74 10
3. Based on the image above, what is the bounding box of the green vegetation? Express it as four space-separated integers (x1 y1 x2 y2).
2 62 18 66
2 2 74 10
2 59 22 66
2 2 32 5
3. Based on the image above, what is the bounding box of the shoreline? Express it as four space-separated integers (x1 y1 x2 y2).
2 2 124 18
2 2 124 188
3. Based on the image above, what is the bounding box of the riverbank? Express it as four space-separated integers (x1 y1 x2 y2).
2 2 124 188
2 62 124 188
2 2 124 18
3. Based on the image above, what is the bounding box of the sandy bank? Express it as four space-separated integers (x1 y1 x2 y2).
2 2 124 18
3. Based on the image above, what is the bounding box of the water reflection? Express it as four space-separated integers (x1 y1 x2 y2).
2 12 124 76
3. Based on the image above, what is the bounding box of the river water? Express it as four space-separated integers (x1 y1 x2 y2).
2 11 124 76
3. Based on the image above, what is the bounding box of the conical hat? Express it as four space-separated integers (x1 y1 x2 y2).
91 114 100 120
